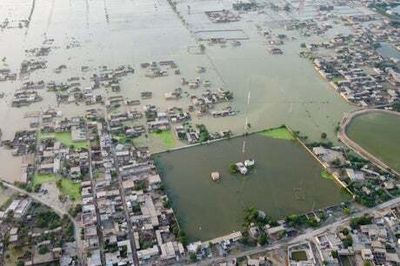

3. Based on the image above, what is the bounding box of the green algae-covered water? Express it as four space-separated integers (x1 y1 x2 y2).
347 111 400 172
155 133 348 241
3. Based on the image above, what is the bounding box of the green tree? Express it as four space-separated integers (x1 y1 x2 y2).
229 163 237 174
258 233 268 246
190 253 197 262
39 245 49 254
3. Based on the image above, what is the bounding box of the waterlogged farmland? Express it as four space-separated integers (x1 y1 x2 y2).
155 131 349 241
347 111 400 173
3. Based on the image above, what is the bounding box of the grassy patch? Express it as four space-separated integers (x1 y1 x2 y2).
151 130 176 148
114 134 131 144
259 127 295 141
321 170 333 180
33 174 81 201
59 179 81 201
4 246 24 266
40 131 88 149
331 76 344 84
0 185 12 208
33 174 57 187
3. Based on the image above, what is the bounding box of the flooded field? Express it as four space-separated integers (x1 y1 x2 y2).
346 111 400 172
155 132 348 241
0 0 362 182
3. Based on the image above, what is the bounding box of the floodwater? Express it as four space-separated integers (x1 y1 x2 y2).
377 42 400 60
346 111 400 172
0 0 360 182
155 134 348 241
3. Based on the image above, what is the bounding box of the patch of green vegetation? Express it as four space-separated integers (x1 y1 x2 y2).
33 174 81 201
151 130 176 148
68 204 82 217
392 101 400 112
291 250 308 261
0 185 12 208
331 76 344 84
228 163 238 174
0 197 13 211
58 179 81 201
36 210 61 229
114 135 129 144
321 170 333 180
5 246 24 266
350 215 372 229
285 212 324 228
40 131 88 149
32 174 57 187
259 126 295 141
196 124 210 143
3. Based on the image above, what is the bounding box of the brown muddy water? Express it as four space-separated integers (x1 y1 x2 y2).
0 0 358 183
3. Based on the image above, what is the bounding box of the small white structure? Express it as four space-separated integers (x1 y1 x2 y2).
234 159 255 175
211 172 220 181
244 159 255 167
235 162 248 175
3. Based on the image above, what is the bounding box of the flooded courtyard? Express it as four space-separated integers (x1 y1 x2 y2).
155 132 349 241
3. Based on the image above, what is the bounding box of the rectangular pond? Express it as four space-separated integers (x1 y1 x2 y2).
154 131 348 241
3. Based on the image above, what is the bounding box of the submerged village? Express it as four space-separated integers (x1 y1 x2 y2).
0 0 400 265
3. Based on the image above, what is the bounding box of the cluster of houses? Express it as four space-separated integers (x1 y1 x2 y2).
285 19 334 37
0 67 17 81
11 81 46 107
9 62 135 108
20 59 47 76
220 202 400 266
189 88 235 117
81 117 187 265
205 10 240 23
0 196 77 266
36 136 88 180
2 130 37 156
256 26 286 55
310 19 400 106
0 197 32 219
312 145 400 207
111 86 234 140
309 205 400 265
12 89 42 107
49 64 134 105
141 60 178 78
